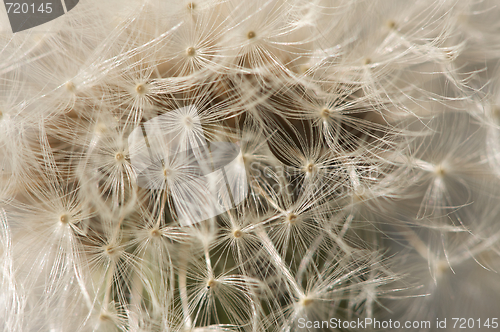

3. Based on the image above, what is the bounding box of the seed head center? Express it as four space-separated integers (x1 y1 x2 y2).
387 20 397 30
305 163 315 173
115 152 125 161
163 167 171 178
287 213 297 224
65 81 75 92
105 244 119 257
186 47 196 56
183 116 193 128
301 297 314 307
434 164 446 177
135 84 146 95
207 279 216 289
59 214 70 224
233 229 243 238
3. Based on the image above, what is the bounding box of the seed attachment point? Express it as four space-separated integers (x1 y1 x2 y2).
287 213 297 224
387 20 397 30
115 152 125 161
186 47 196 57
300 297 314 307
65 81 76 93
135 83 147 95
207 279 217 289
434 164 446 177
59 214 70 224
150 228 161 237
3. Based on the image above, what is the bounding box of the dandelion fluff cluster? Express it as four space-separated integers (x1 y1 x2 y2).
1 0 500 331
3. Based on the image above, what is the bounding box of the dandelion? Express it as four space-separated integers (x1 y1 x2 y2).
2 0 500 331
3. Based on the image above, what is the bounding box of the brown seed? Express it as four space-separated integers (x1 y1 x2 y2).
247 31 256 39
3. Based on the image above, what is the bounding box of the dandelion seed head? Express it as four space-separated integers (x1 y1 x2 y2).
232 229 243 238
207 278 217 289
4 0 500 330
59 214 70 224
237 153 246 165
182 115 194 128
434 164 446 177
163 166 175 179
104 244 122 259
186 47 196 57
352 190 367 203
303 162 317 175
65 81 76 93
300 297 314 307
115 152 125 162
150 228 161 238
286 213 298 224
135 83 147 95
491 106 500 123
95 122 108 134
320 108 330 119
386 20 397 30
98 312 112 322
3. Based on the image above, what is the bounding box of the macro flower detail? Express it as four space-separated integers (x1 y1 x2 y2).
1 0 500 331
